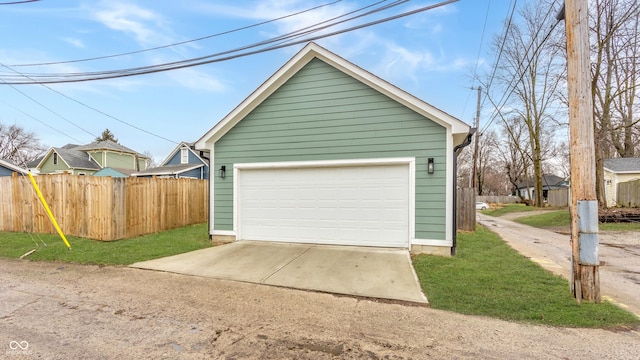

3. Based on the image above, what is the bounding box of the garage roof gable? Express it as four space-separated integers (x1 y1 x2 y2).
196 42 470 148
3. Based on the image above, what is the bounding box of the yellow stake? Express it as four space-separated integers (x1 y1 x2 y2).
27 172 72 250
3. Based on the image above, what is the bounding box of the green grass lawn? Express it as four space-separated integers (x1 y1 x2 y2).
514 209 640 231
481 203 543 217
3 221 638 328
413 225 640 328
515 210 570 227
0 223 212 265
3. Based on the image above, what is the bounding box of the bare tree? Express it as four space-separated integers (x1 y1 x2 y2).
590 0 640 206
497 116 533 200
456 146 473 189
487 0 566 206
0 122 46 167
143 150 159 169
476 130 512 195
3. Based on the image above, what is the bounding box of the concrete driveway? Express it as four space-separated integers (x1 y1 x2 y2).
131 241 427 304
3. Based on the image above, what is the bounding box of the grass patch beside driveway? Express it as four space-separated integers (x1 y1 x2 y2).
0 223 212 265
515 209 640 231
480 203 542 217
413 225 640 328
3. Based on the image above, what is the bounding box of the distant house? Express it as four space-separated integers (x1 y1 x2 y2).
515 174 568 202
603 158 640 207
0 158 28 176
31 140 149 176
133 142 209 179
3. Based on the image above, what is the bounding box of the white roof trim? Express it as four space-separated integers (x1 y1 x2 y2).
0 158 28 174
196 42 470 148
35 148 73 170
159 142 207 167
603 167 640 174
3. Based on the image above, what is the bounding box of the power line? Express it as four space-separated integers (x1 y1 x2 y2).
0 98 84 143
9 0 343 68
0 0 457 147
2 0 404 82
459 0 493 120
480 1 562 134
1 61 179 144
0 76 97 139
0 0 41 4
1 0 458 85
481 0 518 109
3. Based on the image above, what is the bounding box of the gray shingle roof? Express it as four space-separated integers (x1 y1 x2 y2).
516 174 566 189
73 140 148 158
604 158 640 172
54 147 101 170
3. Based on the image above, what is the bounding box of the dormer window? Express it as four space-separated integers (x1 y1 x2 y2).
180 148 188 164
53 152 58 165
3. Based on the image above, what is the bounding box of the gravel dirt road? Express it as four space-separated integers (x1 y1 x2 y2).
481 210 640 316
1 259 639 359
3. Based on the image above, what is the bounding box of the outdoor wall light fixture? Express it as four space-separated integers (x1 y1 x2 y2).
427 158 434 174
219 165 226 178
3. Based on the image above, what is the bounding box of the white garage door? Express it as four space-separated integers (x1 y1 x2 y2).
237 163 410 247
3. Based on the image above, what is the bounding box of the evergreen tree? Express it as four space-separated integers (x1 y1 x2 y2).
95 129 118 143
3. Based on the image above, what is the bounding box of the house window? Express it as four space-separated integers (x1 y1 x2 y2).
53 153 58 165
180 148 188 164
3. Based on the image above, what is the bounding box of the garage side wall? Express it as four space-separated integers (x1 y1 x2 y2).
214 58 447 242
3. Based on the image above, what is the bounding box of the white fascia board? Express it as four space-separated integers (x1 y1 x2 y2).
445 128 453 242
604 168 640 174
158 143 185 166
312 45 470 136
209 148 215 236
35 148 55 169
0 159 27 174
195 46 314 150
195 42 471 150
159 142 201 166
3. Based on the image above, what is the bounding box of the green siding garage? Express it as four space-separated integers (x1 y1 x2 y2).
196 43 470 255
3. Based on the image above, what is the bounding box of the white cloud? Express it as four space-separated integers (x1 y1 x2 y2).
62 37 85 48
86 2 225 93
92 2 170 46
167 67 226 92
193 1 357 45
370 41 476 84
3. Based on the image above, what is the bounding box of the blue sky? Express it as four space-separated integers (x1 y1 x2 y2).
0 0 513 163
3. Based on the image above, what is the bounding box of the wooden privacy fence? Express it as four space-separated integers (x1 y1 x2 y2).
456 187 476 231
547 188 570 207
617 179 640 207
477 195 519 204
0 174 208 240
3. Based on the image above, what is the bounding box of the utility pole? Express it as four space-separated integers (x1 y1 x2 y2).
471 86 481 193
563 0 600 302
